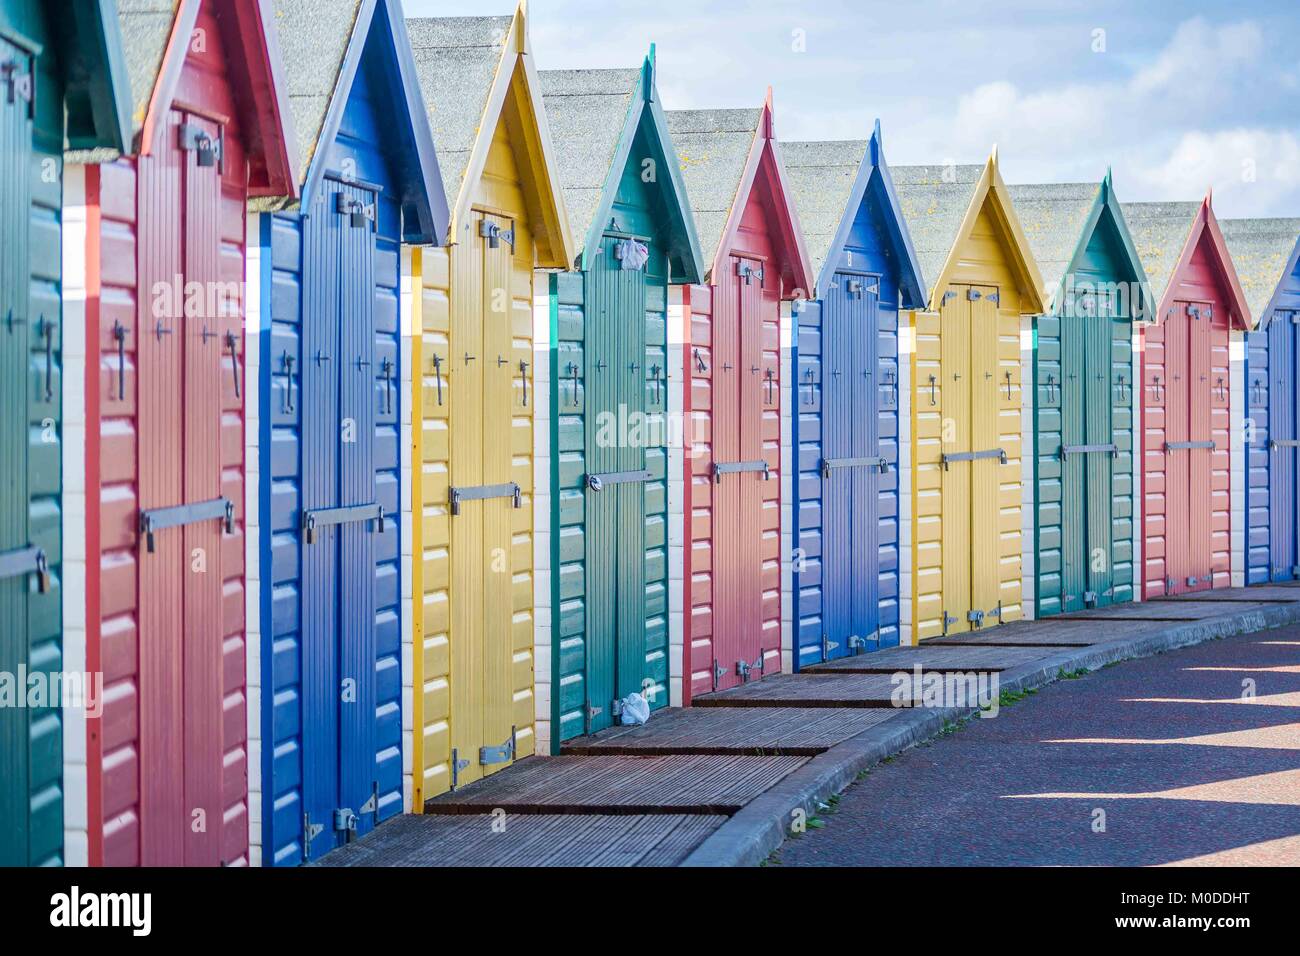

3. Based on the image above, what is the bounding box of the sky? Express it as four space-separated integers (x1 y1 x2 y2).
404 0 1300 218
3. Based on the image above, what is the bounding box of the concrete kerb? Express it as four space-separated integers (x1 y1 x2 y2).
679 601 1300 867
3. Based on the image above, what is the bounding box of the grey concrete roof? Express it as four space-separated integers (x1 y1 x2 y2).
1119 202 1201 307
781 140 869 285
117 0 180 143
666 108 762 268
268 0 363 186
1007 182 1100 302
539 68 640 251
891 164 984 300
406 15 512 207
1220 218 1300 323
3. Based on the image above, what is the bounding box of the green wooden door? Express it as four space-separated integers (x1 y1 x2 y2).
583 236 647 733
1 31 60 866
1058 297 1087 612
1083 292 1115 606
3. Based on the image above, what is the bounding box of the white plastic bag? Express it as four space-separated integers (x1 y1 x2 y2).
619 692 651 726
617 238 649 272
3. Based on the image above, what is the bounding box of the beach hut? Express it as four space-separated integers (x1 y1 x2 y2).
246 0 448 866
534 51 704 747
895 151 1045 641
1223 219 1300 584
62 0 297 867
0 0 130 868
668 96 812 696
405 5 574 801
1122 197 1251 598
781 123 926 667
1010 175 1149 617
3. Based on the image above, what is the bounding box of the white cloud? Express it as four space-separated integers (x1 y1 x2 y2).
1131 128 1300 215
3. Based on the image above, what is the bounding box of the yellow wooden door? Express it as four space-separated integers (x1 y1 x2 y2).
938 288 971 635
969 285 1002 624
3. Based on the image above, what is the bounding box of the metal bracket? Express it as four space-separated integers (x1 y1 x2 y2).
480 727 517 765
847 634 868 654
0 545 49 593
449 482 522 516
140 497 234 553
737 260 764 284
1 59 33 108
712 459 770 483
179 122 222 168
967 609 985 628
586 469 652 492
1164 440 1215 452
359 789 378 816
821 456 888 479
1060 442 1118 459
333 808 358 834
940 447 1006 470
821 634 840 659
303 814 324 861
302 502 384 544
736 652 765 682
941 611 958 636
450 749 470 790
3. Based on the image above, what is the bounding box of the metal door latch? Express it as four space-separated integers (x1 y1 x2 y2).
1187 576 1199 587
302 502 384 544
0 545 49 593
335 192 375 228
480 727 517 765
140 497 235 553
179 123 222 168
847 634 867 654
2 59 33 107
737 261 764 284
736 652 765 682
967 609 985 628
712 459 770 483
479 219 514 249
940 447 1007 470
449 482 522 516
334 808 358 834
1083 590 1098 607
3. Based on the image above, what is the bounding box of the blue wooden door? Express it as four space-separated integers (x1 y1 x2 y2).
300 177 380 861
820 272 880 659
1269 311 1299 580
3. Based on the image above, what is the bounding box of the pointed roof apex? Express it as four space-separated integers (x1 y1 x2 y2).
1205 186 1213 206
990 143 999 167
649 41 656 65
872 118 882 145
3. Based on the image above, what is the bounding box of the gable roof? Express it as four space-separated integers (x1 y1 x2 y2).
57 0 134 154
406 4 573 266
1220 218 1300 328
1009 173 1149 316
254 0 448 244
666 94 812 295
540 50 704 283
781 122 925 307
1121 195 1252 329
104 0 297 197
894 150 1045 312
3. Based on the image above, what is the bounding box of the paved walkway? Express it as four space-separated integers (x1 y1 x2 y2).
316 586 1300 866
772 626 1300 866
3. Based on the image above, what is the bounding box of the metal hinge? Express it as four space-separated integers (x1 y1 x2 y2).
480 727 517 765
450 749 470 790
942 290 957 304
179 122 222 168
987 291 1000 304
335 191 375 228
712 660 725 692
1187 576 1198 587
822 634 840 659
303 813 324 861
941 611 958 636
1 59 33 107
479 219 514 250
1166 577 1176 593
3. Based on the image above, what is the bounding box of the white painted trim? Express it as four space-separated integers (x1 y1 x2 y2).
1132 326 1144 602
60 164 89 868
244 213 264 866
1229 330 1245 587
667 286 687 706
531 278 554 754
779 300 794 673
1020 321 1036 620
899 316 914 645
399 247 416 799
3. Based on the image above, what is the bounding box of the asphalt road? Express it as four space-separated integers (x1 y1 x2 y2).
771 627 1300 866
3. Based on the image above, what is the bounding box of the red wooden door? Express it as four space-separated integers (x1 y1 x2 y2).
1163 300 1215 595
136 110 227 865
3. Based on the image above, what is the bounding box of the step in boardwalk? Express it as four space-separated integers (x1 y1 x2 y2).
561 707 897 755
313 581 1300 867
805 644 1055 673
423 754 808 814
313 813 723 867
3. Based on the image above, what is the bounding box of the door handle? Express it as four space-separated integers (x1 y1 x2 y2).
281 352 296 413
463 352 476 366
432 353 444 406
1115 374 1127 402
113 321 128 400
519 359 529 406
225 331 241 399
1004 370 1013 401
381 357 394 415
650 363 662 405
566 361 579 406
764 368 775 405
694 348 707 373
803 367 816 405
928 374 937 406
1150 376 1163 402
155 319 173 341
1215 376 1226 402
39 317 56 403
